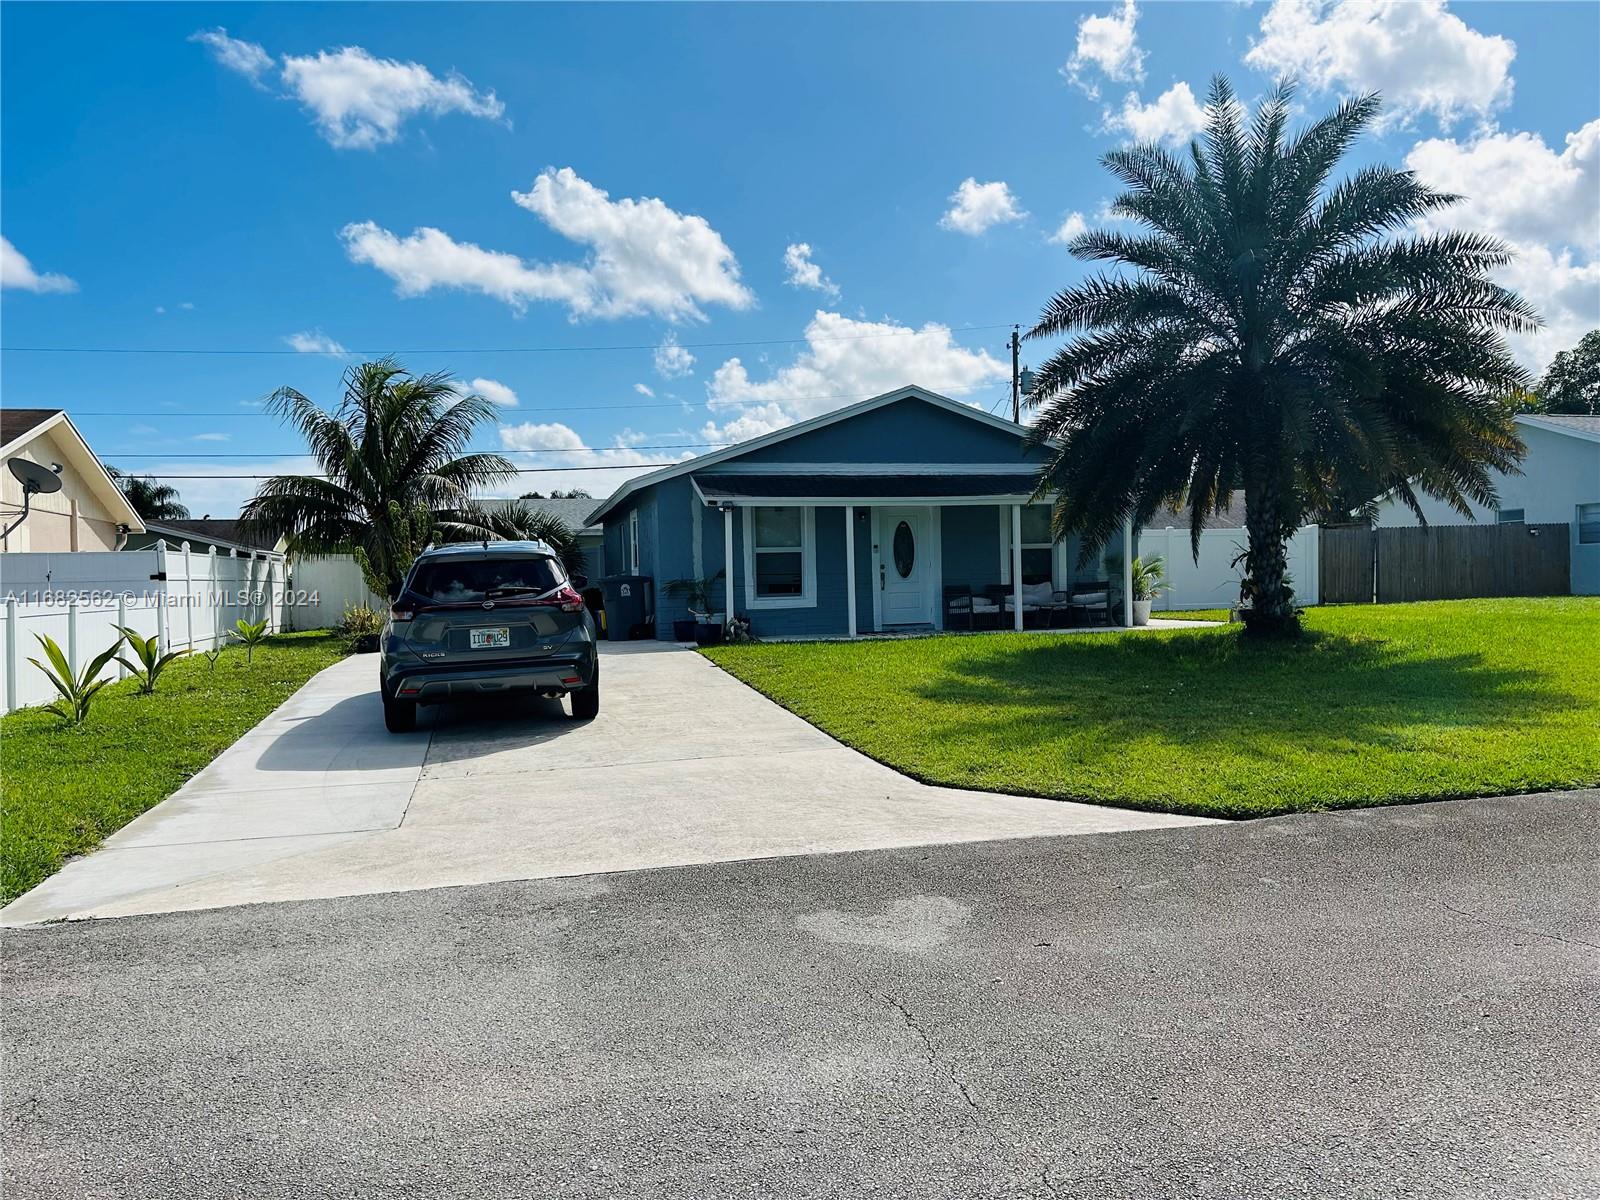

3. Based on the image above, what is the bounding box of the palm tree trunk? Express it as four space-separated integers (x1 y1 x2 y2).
1241 475 1301 637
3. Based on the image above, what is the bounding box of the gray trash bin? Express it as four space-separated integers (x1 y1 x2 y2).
598 574 654 640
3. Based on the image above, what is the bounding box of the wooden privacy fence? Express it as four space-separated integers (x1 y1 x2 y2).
1319 522 1569 604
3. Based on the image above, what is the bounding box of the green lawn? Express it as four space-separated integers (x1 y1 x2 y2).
1157 608 1233 622
1 632 347 902
704 598 1600 819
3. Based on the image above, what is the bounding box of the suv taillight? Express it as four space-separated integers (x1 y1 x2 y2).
549 585 585 614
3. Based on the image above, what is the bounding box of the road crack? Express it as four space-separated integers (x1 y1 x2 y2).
1413 893 1600 951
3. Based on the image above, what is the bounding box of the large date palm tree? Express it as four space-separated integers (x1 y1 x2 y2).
1026 77 1534 636
241 360 515 599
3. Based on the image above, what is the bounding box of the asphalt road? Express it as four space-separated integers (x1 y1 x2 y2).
5 791 1597 1199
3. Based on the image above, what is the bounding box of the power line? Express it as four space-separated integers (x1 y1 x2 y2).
1 322 1021 357
115 462 687 479
103 443 730 458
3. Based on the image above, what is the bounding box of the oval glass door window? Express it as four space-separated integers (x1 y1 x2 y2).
892 520 915 578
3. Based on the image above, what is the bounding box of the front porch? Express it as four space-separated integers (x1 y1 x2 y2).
691 478 1137 639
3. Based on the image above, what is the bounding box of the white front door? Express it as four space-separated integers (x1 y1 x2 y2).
878 506 933 626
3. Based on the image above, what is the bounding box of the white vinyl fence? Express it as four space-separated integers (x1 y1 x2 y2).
0 542 288 715
285 555 386 630
1140 523 1321 611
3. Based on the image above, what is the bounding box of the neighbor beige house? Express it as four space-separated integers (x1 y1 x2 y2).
0 408 145 552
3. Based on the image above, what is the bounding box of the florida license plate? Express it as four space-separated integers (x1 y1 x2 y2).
470 627 510 649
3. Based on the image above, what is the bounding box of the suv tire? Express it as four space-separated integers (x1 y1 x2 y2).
383 692 417 733
569 674 600 720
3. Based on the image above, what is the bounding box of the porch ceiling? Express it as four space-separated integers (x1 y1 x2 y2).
694 471 1042 502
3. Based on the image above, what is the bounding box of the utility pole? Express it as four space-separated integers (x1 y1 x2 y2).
1010 325 1021 423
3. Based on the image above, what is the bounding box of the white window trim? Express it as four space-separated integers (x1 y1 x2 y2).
743 505 818 610
998 503 1066 589
628 509 640 573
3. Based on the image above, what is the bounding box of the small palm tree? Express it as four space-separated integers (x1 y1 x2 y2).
108 469 190 522
240 360 515 599
1026 77 1534 636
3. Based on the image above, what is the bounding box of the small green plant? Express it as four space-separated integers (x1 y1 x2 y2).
335 604 384 650
1105 554 1172 602
231 618 270 664
665 571 726 617
202 646 224 673
115 626 191 695
26 633 124 727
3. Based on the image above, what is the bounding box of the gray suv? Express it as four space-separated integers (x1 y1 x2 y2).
379 541 599 732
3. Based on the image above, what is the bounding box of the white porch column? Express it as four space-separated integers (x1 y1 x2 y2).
844 505 857 638
1011 504 1024 632
1122 516 1135 628
723 504 735 619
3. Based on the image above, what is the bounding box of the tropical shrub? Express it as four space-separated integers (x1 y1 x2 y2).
336 604 385 652
27 633 124 726
114 627 191 696
231 619 270 664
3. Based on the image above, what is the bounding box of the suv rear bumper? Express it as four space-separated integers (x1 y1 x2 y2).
386 651 595 702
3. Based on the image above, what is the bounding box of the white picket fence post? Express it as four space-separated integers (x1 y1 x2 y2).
4 597 16 711
67 599 79 675
182 541 195 651
116 594 128 678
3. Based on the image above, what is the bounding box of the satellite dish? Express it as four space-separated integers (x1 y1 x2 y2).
2 458 64 541
9 458 63 495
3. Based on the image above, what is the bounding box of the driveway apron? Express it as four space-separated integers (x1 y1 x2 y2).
2 643 1211 924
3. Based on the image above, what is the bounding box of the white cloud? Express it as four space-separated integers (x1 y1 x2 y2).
634 383 655 397
1102 81 1208 146
702 310 1009 441
283 329 347 356
653 332 696 377
497 421 691 499
279 46 504 149
344 168 753 321
1406 119 1600 370
782 242 840 298
1048 212 1090 245
0 237 77 293
1245 0 1515 129
180 301 195 310
940 178 1027 235
155 305 166 315
193 432 231 443
1063 0 1145 98
189 27 273 87
462 377 519 407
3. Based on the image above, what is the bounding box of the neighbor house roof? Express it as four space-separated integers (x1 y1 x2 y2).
589 385 1047 525
1519 414 1600 443
143 518 283 554
0 407 145 533
479 496 602 534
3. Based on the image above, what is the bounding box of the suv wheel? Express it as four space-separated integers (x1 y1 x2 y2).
569 675 600 720
383 692 417 733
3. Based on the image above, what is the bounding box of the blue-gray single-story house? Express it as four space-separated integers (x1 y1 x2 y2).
588 385 1135 639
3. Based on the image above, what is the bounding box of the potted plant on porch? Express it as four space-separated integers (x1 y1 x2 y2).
1128 555 1170 625
664 571 726 644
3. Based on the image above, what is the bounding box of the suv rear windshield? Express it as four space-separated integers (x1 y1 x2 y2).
408 556 564 604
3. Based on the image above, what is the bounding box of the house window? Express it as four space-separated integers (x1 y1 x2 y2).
744 506 817 608
1579 503 1600 545
628 509 640 573
1001 504 1060 587
1496 508 1525 525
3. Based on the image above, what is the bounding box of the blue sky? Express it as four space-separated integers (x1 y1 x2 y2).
3 1 1596 516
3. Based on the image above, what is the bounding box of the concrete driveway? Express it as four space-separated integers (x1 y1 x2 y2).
1 643 1208 924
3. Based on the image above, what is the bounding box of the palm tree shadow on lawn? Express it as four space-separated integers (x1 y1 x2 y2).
900 629 1577 814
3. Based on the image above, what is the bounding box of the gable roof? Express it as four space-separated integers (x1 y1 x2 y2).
1 408 145 533
1 407 64 449
1518 414 1600 443
589 385 1040 524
